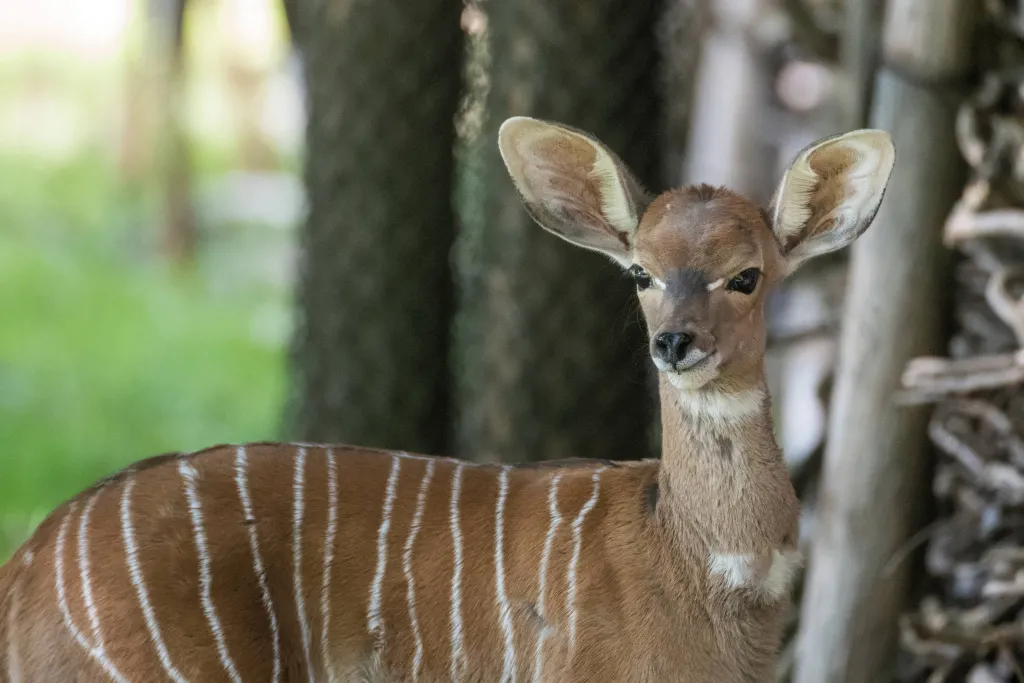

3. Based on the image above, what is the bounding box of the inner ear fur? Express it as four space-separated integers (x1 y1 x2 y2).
769 129 895 269
498 117 651 266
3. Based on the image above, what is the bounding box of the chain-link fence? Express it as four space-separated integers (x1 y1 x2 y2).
289 0 699 461
288 0 464 453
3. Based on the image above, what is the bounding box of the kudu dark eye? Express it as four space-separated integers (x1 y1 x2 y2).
726 267 761 294
628 265 653 291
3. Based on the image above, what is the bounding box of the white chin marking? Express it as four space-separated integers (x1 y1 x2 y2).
666 371 708 390
664 353 719 390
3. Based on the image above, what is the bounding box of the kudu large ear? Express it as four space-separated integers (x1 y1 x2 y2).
498 117 651 267
769 129 895 271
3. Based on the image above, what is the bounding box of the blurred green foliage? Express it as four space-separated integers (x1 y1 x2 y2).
0 153 289 560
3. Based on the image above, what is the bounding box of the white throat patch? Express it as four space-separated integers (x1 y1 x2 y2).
677 388 764 428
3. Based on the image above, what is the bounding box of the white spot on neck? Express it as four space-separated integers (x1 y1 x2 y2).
708 549 802 600
762 549 802 599
708 553 757 588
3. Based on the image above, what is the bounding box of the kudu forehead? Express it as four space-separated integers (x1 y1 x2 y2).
633 185 772 274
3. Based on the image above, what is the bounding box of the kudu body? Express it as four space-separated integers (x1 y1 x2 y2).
0 118 894 682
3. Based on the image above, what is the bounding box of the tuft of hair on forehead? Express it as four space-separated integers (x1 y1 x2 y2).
684 183 730 203
641 184 769 237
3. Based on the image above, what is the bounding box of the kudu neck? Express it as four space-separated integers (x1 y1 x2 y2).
656 373 787 525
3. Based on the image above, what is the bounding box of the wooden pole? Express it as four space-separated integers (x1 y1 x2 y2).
683 0 775 204
838 0 884 129
793 2 976 683
147 0 195 264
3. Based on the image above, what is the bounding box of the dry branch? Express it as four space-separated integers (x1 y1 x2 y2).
893 3 1024 680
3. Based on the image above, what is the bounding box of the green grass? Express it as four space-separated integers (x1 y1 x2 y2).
0 154 289 559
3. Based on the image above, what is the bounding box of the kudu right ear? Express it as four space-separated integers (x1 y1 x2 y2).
498 117 651 268
769 129 895 272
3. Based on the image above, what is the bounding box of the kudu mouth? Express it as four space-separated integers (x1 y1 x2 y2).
651 347 716 373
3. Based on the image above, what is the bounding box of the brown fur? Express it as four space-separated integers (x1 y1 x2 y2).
0 120 893 683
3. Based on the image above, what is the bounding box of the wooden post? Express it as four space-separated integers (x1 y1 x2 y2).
793 2 976 683
147 0 196 264
838 0 884 129
683 0 776 203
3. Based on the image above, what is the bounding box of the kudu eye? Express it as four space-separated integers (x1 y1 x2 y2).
726 267 761 295
628 264 653 291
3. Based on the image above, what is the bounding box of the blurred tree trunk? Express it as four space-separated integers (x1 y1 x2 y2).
117 27 150 184
288 0 463 453
659 0 707 186
148 0 196 264
281 0 302 49
453 0 663 463
684 0 776 204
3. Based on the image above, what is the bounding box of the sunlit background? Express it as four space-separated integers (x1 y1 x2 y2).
0 0 300 549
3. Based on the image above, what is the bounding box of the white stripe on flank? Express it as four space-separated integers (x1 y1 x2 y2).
121 476 189 683
494 466 516 682
7 571 22 683
180 460 244 683
567 467 606 653
532 472 563 683
320 448 339 670
77 492 105 649
449 463 466 683
292 447 314 681
53 501 130 683
368 454 401 641
403 458 435 681
234 446 281 683
58 502 131 683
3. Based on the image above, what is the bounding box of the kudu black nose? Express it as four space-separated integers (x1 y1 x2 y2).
653 331 694 365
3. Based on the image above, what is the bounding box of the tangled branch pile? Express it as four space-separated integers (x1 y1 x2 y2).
896 4 1024 679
